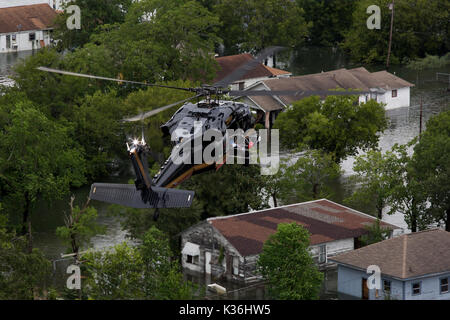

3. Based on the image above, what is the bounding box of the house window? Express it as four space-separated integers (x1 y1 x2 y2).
383 280 391 294
392 89 398 98
412 282 421 295
238 82 245 90
186 255 199 265
318 245 327 263
12 34 16 41
29 33 36 41
440 277 449 294
6 35 11 48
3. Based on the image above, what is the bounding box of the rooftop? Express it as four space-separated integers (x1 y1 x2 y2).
250 67 414 108
208 199 399 257
330 229 450 280
213 53 291 85
0 4 57 34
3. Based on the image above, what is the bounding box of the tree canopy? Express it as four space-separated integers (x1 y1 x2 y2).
83 227 199 299
411 111 450 231
273 95 387 162
342 0 450 64
257 223 323 300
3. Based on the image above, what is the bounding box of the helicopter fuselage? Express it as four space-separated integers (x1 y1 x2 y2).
152 100 256 188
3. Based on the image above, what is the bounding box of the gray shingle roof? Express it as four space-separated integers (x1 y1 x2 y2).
330 229 450 279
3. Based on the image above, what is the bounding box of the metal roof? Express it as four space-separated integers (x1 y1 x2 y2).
208 199 399 257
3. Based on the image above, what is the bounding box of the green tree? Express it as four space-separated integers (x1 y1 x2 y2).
257 223 323 300
274 95 387 163
411 111 450 231
0 210 51 300
296 0 356 46
213 0 310 53
345 148 404 219
342 0 450 64
0 98 86 249
66 90 128 180
53 0 133 50
275 150 342 205
139 227 199 299
90 0 221 83
56 196 106 257
83 227 198 299
83 242 145 299
185 164 270 219
387 143 430 232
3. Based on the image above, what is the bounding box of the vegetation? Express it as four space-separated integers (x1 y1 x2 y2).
342 0 450 64
0 208 51 300
82 227 199 299
257 223 323 300
410 111 450 231
344 148 404 219
274 95 387 163
265 150 341 207
0 0 448 300
360 219 392 246
56 196 106 256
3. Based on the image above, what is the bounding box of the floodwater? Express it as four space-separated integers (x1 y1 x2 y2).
1 47 449 298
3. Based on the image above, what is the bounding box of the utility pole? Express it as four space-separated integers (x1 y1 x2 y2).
386 0 395 68
419 96 423 138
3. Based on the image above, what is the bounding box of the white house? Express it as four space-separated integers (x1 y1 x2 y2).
180 199 400 283
0 3 58 53
241 67 414 123
0 1 66 10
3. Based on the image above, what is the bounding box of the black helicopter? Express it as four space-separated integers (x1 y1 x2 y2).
38 47 368 220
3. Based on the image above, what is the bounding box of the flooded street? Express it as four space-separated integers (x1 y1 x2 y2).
1 47 449 298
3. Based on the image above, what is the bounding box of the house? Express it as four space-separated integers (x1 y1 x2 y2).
329 229 450 300
213 53 291 91
212 53 291 129
0 4 58 53
241 67 414 128
180 199 400 283
0 1 66 11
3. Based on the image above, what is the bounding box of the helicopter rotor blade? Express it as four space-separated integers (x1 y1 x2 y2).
227 89 370 97
37 67 194 92
122 94 203 122
212 46 286 89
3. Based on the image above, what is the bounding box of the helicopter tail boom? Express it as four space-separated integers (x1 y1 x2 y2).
89 183 194 209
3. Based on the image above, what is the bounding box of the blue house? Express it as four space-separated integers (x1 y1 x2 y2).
329 229 450 300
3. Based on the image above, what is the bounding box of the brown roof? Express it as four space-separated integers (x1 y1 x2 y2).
0 4 57 34
247 94 284 112
371 70 415 90
348 67 414 90
330 229 450 279
208 199 399 257
250 67 414 108
262 64 291 76
213 53 290 84
262 68 370 106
